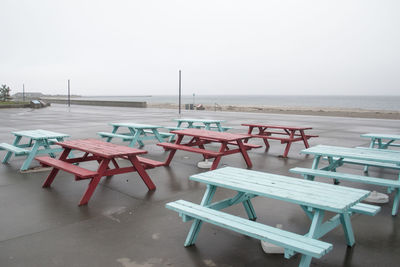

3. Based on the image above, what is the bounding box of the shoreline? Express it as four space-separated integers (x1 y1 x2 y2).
148 103 400 120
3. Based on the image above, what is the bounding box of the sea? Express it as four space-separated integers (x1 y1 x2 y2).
75 95 400 111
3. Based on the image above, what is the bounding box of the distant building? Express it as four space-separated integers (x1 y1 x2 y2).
12 92 44 98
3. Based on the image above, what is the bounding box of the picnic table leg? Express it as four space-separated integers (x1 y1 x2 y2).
106 126 120 142
299 130 310 148
299 209 325 267
42 148 72 187
20 140 42 171
164 135 184 166
391 188 400 216
259 127 270 149
128 128 142 148
184 185 217 246
364 138 376 172
210 142 228 170
237 140 253 169
128 156 156 190
304 156 321 181
282 130 295 158
242 200 257 221
151 129 165 143
2 135 22 164
339 213 355 246
78 158 110 206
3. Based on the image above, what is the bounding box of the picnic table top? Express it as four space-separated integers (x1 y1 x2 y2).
171 129 250 142
109 122 163 129
55 139 147 158
12 129 69 140
190 167 370 213
361 133 400 140
174 118 225 123
301 145 400 165
242 123 313 130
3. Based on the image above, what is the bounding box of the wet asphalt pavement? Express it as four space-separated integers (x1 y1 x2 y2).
0 104 399 267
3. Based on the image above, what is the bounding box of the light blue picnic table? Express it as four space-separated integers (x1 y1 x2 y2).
0 129 69 171
361 133 400 149
361 133 400 172
166 167 379 267
291 145 400 215
173 118 227 131
97 122 173 148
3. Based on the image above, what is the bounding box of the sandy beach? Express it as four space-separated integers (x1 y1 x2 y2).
148 103 400 120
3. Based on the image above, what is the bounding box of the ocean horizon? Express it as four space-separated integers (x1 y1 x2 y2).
72 95 400 112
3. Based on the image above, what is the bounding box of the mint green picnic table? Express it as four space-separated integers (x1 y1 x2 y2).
0 129 69 171
173 118 228 131
361 133 400 172
291 145 400 215
97 122 173 148
362 133 400 149
166 167 379 267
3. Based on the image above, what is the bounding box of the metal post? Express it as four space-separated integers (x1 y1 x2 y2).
68 79 70 107
22 84 25 102
193 93 195 107
178 70 181 114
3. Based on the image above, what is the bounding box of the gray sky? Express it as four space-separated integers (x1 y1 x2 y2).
1 0 399 96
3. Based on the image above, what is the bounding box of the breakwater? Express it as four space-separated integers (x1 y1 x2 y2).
42 99 147 108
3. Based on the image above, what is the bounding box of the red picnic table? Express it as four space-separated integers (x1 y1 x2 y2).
242 123 318 158
157 129 261 170
35 139 164 205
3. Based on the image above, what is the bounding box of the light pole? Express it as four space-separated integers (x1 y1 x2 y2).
67 79 70 107
178 70 181 114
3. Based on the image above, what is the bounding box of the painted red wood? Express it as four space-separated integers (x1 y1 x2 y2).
39 139 158 205
242 123 318 158
242 123 312 131
158 143 224 157
160 129 255 170
171 129 251 142
36 156 97 178
54 139 148 158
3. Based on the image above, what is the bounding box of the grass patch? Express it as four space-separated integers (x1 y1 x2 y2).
0 101 29 105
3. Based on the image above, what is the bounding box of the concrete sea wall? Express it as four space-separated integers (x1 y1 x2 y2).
42 99 147 108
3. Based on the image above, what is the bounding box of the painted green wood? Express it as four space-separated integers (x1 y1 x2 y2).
143 130 174 137
2 130 69 171
97 132 135 140
0 143 29 155
290 167 400 188
166 200 332 260
110 122 163 129
174 118 225 123
361 133 400 140
12 129 69 140
350 203 381 216
190 167 369 213
301 145 400 165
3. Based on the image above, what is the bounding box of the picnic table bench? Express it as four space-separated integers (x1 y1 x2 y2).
97 122 173 147
36 139 163 205
242 123 317 157
0 129 69 171
290 145 400 215
158 129 260 170
166 167 379 267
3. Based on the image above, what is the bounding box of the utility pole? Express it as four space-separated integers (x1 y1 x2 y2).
22 84 25 102
178 70 181 114
68 79 70 107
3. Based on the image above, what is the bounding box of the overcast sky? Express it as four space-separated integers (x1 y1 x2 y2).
1 0 399 96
